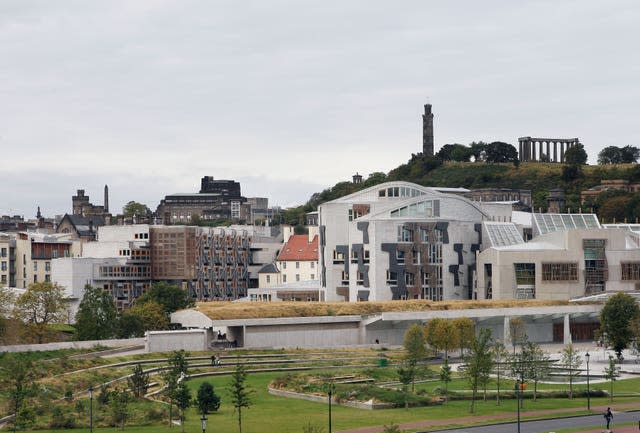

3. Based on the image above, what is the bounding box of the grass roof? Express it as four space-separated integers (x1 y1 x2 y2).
192 299 578 320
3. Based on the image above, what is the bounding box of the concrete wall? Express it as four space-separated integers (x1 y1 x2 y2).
146 329 208 352
244 322 360 348
1 337 145 353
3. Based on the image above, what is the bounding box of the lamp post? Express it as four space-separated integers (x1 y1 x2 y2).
200 414 207 433
585 352 591 411
89 386 93 433
327 381 335 433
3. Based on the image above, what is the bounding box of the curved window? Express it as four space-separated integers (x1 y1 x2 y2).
390 200 438 218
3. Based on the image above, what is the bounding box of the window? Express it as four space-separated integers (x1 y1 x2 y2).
542 263 578 281
396 250 405 264
363 250 370 263
386 270 398 284
266 275 271 283
1 261 6 271
412 251 421 264
283 275 287 283
296 261 300 269
333 250 345 263
311 274 315 280
282 262 287 269
514 263 535 285
1 248 6 257
397 226 413 242
45 275 50 282
45 262 51 272
33 262 37 271
311 261 315 268
33 275 37 283
52 250 59 258
428 243 442 264
405 272 414 285
1 275 6 284
296 274 300 282
356 271 364 285
621 262 640 280
341 271 349 283
348 209 353 221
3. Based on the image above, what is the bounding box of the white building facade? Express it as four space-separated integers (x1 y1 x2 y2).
319 181 506 302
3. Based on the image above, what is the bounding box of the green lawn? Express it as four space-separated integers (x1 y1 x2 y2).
24 371 640 433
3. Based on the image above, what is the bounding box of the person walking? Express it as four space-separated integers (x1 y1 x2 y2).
604 407 613 431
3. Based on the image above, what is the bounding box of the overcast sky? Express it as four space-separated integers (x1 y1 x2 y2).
1 1 639 218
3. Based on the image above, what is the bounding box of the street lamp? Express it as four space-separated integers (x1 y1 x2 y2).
327 381 335 433
585 352 591 411
200 414 207 433
88 386 94 433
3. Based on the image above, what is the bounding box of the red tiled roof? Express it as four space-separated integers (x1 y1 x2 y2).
277 234 318 261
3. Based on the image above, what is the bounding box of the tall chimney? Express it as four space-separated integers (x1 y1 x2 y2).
104 185 109 213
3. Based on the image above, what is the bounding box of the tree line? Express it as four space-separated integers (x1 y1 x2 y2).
0 281 194 345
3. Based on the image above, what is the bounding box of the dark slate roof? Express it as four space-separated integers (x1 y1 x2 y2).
61 214 106 236
257 263 279 274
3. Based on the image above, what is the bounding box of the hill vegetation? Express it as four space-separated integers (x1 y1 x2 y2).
281 153 640 226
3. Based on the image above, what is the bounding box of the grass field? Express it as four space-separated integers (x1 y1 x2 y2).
23 370 640 433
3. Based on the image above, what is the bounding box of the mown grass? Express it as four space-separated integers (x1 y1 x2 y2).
26 370 640 433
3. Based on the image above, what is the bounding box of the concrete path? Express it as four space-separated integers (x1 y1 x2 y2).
335 404 640 433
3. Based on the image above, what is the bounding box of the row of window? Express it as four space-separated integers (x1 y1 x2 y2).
378 186 425 198
280 273 316 283
33 261 51 272
386 268 443 286
397 226 443 243
281 261 316 269
514 262 580 282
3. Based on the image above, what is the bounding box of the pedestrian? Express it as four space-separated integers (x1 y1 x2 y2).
604 407 613 430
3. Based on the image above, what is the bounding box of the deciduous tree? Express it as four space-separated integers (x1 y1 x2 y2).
122 201 151 218
136 281 195 315
403 323 426 364
603 355 620 402
439 358 452 405
174 381 191 433
453 317 475 357
12 281 67 343
229 363 252 433
127 363 150 399
600 292 640 359
491 340 509 406
464 328 493 413
75 284 118 340
561 344 582 399
109 387 131 431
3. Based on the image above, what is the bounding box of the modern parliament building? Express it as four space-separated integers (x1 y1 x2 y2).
318 181 640 302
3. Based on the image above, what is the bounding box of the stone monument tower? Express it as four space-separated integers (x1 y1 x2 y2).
422 103 434 156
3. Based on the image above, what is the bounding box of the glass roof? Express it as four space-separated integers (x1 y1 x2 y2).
485 222 525 247
533 213 600 235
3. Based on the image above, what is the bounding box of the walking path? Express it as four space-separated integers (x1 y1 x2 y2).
335 403 640 433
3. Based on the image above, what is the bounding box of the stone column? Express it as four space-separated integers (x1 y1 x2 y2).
539 141 544 162
519 140 523 161
504 316 511 346
563 314 572 344
553 142 558 162
546 141 550 161
560 142 565 163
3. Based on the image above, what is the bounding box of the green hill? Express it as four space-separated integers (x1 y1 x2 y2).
281 157 640 226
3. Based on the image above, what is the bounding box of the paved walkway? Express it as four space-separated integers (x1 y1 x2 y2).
335 403 640 433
